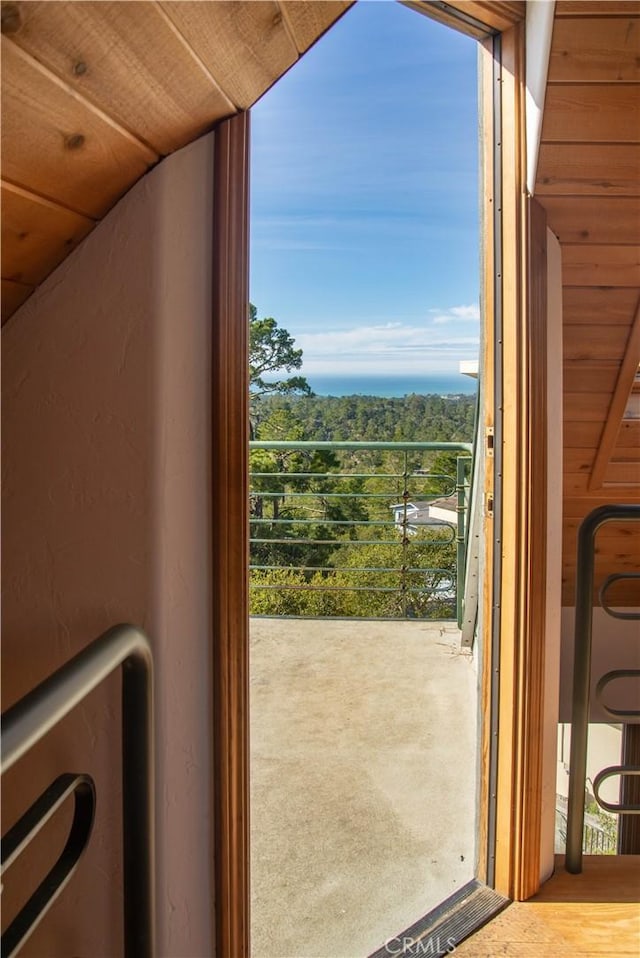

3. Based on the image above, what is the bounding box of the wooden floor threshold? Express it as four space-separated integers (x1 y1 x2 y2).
454 855 640 957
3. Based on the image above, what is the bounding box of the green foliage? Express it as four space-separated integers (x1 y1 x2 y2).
249 303 312 402
252 391 475 445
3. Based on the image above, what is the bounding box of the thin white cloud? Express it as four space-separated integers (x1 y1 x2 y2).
429 303 480 325
294 317 479 375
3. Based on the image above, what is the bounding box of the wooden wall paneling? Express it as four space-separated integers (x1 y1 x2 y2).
562 245 640 287
1 180 95 286
279 1 353 53
541 85 640 143
1 278 33 322
0 38 157 218
548 17 640 84
562 287 640 325
159 1 298 110
542 197 640 246
536 144 640 195
2 1 236 155
589 297 640 489
563 361 618 393
563 324 630 360
211 111 250 958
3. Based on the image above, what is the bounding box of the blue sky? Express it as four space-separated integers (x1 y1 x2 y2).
250 1 479 376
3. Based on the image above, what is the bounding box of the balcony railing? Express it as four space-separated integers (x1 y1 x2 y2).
249 441 472 623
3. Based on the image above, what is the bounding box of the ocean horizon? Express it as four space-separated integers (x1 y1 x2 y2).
304 373 478 398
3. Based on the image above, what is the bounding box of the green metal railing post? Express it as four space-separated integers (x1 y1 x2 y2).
401 449 409 618
456 456 468 629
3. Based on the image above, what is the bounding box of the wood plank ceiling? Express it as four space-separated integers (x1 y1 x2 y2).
0 0 353 322
536 0 640 605
0 0 525 324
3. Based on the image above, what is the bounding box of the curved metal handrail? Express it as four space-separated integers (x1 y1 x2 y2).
1 773 96 957
592 766 640 815
566 504 640 874
595 669 640 721
599 573 640 620
1 623 154 957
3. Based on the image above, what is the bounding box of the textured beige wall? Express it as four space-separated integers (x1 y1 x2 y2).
2 133 215 957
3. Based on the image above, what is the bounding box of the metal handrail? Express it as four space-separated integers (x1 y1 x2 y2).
250 440 471 622
1 624 155 957
566 504 640 874
1 773 96 957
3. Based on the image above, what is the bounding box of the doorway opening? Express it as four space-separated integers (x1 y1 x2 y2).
248 4 483 954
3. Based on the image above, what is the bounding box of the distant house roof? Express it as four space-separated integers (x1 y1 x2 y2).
429 496 458 512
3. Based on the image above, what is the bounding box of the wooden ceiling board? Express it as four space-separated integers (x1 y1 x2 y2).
589 298 640 489
548 17 640 84
402 1 523 39
446 1 525 31
562 287 640 324
617 419 640 447
1 278 33 322
556 2 640 16
1 180 94 286
563 516 640 544
561 245 640 287
1 38 157 218
541 85 640 144
565 493 640 517
563 420 608 448
564 324 631 360
536 144 640 195
3 1 236 156
562 576 640 607
159 1 299 110
541 196 640 245
280 1 353 54
565 447 596 475
563 361 619 394
604 460 640 484
563 472 639 496
564 392 612 422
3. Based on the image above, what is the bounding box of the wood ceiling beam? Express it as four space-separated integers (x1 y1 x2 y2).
589 296 640 490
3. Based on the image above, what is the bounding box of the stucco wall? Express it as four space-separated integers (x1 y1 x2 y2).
559 607 640 724
2 133 215 956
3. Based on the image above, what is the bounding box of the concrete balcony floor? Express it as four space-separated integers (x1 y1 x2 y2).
250 618 477 958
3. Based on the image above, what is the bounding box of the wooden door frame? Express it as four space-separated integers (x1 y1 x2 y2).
487 22 550 902
211 110 251 958
208 15 551 958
